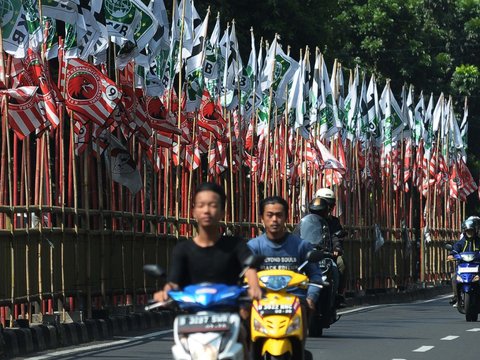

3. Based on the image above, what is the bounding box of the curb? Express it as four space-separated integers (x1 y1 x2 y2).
1 310 173 359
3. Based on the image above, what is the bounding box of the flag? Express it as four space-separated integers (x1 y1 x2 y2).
240 29 258 120
319 53 339 139
260 36 299 107
145 95 181 135
60 57 122 124
198 90 227 141
366 74 381 144
101 134 142 194
1 0 28 57
23 49 61 128
75 1 109 60
315 139 346 174
457 158 477 200
204 14 221 98
0 86 44 139
344 67 359 141
42 0 78 24
185 11 209 112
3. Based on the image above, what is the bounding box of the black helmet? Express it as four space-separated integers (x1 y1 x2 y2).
462 217 479 239
309 197 328 212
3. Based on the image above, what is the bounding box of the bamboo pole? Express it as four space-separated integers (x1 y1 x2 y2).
174 0 186 239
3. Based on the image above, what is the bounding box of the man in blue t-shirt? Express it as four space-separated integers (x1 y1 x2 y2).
248 196 322 311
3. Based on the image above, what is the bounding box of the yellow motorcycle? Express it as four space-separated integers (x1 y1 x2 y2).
249 251 323 360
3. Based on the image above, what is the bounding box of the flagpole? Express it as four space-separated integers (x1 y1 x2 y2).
175 0 186 238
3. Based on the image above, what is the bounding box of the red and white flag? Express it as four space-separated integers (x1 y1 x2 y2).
60 57 121 124
315 139 346 174
199 89 227 141
0 86 45 139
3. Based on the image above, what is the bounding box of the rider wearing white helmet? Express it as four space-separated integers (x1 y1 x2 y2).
316 188 347 307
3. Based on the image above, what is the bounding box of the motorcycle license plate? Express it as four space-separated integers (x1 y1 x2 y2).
458 266 479 274
177 313 230 333
256 303 294 316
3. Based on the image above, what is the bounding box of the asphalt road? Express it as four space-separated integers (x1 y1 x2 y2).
23 294 480 360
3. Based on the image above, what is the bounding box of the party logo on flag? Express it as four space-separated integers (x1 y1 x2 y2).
66 67 103 104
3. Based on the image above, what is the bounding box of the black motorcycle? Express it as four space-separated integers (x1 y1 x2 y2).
293 214 342 337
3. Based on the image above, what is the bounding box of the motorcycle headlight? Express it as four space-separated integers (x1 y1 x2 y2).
260 275 292 291
457 275 463 282
473 275 480 282
286 315 301 334
186 334 222 360
254 318 269 334
461 254 475 262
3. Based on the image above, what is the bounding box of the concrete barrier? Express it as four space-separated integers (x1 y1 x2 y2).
2 329 19 358
85 319 101 341
0 326 6 359
30 325 47 352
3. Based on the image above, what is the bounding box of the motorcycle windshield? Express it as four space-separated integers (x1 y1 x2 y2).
294 214 325 246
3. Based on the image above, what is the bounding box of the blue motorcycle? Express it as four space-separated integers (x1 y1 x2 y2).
143 257 263 360
447 246 480 322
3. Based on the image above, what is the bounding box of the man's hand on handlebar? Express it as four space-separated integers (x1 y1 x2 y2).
154 282 179 302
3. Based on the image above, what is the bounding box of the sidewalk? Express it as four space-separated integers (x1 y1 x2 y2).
0 283 452 359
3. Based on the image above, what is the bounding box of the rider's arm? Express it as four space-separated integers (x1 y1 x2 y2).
236 237 262 300
452 239 465 255
154 242 187 302
300 242 322 303
245 268 262 300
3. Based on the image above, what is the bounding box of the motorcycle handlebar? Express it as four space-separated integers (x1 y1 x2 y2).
144 299 174 311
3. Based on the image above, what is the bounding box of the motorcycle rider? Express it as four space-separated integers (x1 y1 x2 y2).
315 188 347 307
448 216 480 306
154 182 262 360
247 196 323 313
296 197 341 311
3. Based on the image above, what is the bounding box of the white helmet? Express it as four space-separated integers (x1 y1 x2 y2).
315 188 335 205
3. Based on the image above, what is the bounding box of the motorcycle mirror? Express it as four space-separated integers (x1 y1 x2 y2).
445 244 453 251
306 250 324 263
143 264 165 278
244 255 266 269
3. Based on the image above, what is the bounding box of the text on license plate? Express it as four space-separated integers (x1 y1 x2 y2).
177 314 230 333
257 303 294 315
458 267 479 274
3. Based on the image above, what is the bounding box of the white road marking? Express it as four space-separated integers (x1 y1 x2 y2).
415 294 450 303
25 329 173 359
392 358 407 360
441 335 459 340
413 346 434 352
467 328 480 332
338 294 451 315
338 304 382 315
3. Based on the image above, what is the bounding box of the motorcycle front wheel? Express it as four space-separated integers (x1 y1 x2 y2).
464 292 478 322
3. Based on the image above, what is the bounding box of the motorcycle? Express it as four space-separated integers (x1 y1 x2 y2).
143 255 264 360
250 250 324 360
308 250 338 337
446 244 480 322
293 215 343 337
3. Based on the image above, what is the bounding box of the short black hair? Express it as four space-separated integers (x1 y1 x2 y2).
194 182 226 209
259 196 289 218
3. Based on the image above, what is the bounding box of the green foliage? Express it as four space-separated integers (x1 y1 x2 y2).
451 65 480 96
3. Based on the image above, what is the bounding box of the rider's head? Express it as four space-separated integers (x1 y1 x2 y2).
315 188 335 213
260 196 288 241
309 197 329 218
461 217 479 240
